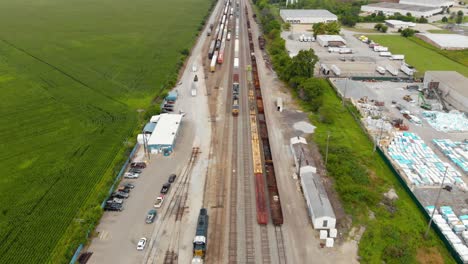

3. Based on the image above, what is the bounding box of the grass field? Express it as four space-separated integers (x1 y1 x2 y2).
309 84 454 263
370 35 468 77
0 0 212 262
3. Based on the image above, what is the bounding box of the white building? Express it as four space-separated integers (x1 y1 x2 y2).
147 114 183 155
290 137 336 230
423 71 468 112
316 35 346 47
280 9 337 24
399 0 454 8
361 2 442 17
385 19 416 29
416 33 468 50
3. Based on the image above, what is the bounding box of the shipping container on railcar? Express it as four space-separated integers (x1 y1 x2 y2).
208 40 216 59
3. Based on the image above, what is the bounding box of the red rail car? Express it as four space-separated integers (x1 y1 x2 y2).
217 50 224 64
266 164 284 225
258 36 265 50
255 173 268 225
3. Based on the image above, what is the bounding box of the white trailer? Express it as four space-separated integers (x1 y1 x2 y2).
191 89 197 97
331 65 341 76
379 52 392 57
234 39 239 58
234 58 239 69
385 65 398 76
374 46 388 52
376 66 386 75
320 64 330 75
400 63 415 76
339 48 353 54
276 97 283 112
391 54 405 60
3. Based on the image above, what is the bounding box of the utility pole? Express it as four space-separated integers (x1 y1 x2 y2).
424 166 449 239
374 119 385 152
325 131 331 166
342 78 348 107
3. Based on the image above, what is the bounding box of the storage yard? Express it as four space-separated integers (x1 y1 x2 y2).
332 78 468 262
281 26 412 77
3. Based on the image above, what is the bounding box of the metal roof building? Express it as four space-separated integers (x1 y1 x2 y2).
316 35 346 47
147 114 183 155
385 19 416 29
280 9 338 24
361 2 442 17
399 0 455 8
416 33 468 50
290 137 336 229
423 71 468 112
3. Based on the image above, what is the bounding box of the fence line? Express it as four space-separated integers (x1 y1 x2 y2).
328 79 463 264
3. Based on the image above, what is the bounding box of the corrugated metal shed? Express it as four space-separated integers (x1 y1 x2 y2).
301 171 336 221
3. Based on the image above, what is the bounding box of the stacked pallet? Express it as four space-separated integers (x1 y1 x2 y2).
426 206 468 262
388 132 465 188
433 139 468 174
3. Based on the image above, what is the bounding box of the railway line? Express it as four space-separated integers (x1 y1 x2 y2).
145 147 200 264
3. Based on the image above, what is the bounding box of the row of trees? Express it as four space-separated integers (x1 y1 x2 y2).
256 3 327 111
442 10 465 24
312 21 340 37
374 23 388 33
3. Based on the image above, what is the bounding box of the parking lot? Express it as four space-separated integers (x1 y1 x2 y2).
281 24 409 77
331 78 468 214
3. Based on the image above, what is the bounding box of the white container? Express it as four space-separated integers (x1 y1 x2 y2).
379 51 392 57
325 238 334 247
191 89 197 97
329 228 337 238
376 66 385 75
233 58 239 69
391 54 405 60
320 230 328 239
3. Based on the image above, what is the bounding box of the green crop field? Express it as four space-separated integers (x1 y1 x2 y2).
370 35 468 77
0 0 212 263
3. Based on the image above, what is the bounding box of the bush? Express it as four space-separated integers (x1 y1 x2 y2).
401 28 416 37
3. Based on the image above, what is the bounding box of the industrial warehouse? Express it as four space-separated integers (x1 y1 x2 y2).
141 113 183 155
279 9 337 24
360 2 442 17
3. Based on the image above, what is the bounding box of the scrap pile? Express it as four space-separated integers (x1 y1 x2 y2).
388 132 465 188
426 206 468 262
433 139 468 174
422 110 468 132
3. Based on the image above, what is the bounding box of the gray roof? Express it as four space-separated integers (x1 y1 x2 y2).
364 2 440 12
292 142 314 167
301 171 336 219
418 33 468 49
280 9 337 19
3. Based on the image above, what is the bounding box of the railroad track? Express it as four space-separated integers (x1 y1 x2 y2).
145 147 199 264
275 226 287 264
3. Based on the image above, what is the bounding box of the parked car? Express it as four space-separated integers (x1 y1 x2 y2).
124 172 140 179
131 162 146 169
117 186 130 193
160 183 171 194
104 203 123 211
107 197 123 204
137 237 147 250
129 168 142 174
168 174 177 183
123 182 135 189
113 191 129 199
154 196 164 208
146 209 157 224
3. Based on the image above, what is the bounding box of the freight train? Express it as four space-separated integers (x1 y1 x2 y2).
245 6 284 226
193 208 209 258
232 73 240 116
